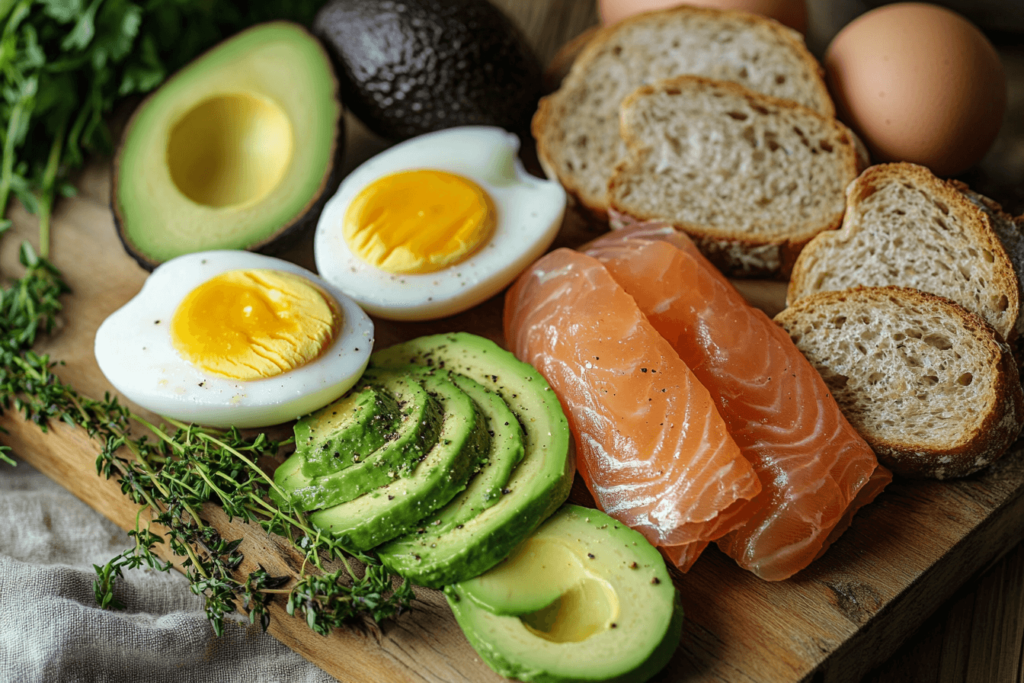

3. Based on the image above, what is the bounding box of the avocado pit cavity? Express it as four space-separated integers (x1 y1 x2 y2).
464 535 622 644
520 574 619 644
167 93 294 208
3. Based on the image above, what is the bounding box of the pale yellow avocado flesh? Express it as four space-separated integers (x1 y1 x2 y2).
115 22 339 265
166 94 294 208
462 535 619 623
520 574 619 643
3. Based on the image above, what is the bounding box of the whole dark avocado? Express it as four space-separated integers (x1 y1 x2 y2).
313 0 541 140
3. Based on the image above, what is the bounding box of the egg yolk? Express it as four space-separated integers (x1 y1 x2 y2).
343 169 495 274
171 269 340 381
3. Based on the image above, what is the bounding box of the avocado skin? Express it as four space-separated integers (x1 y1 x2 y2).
313 0 541 140
111 22 344 272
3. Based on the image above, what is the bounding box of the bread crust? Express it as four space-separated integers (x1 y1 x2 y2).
949 179 1024 345
787 163 1021 344
532 5 834 221
607 76 863 279
776 286 1024 479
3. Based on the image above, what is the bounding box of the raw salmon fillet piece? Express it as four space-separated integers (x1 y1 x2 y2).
504 248 761 562
586 224 890 580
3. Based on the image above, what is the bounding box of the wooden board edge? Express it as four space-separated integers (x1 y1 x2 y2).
813 483 1024 683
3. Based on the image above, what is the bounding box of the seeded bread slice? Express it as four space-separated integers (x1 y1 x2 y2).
776 286 1024 479
607 76 862 278
788 163 1022 345
532 6 833 219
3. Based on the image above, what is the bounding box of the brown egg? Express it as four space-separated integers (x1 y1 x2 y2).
598 0 807 33
825 3 1006 176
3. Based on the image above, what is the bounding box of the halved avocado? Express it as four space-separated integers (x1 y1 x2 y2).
446 505 684 683
112 22 343 270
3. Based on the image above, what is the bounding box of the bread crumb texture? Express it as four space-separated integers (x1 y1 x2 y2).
533 7 832 214
788 163 1020 343
610 77 852 242
777 286 1024 479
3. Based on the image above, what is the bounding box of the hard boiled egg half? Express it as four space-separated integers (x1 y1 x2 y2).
94 251 373 429
314 126 566 320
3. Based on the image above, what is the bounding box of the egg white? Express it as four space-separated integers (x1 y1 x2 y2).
94 251 374 429
314 126 566 321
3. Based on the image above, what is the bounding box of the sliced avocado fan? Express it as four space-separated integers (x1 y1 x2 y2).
113 22 343 269
308 369 489 551
274 372 444 510
295 383 401 479
372 332 574 588
375 373 523 569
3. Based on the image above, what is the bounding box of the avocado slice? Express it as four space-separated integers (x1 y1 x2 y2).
436 373 525 513
113 22 343 270
446 505 684 683
308 370 490 551
294 383 401 479
273 372 443 510
370 332 574 588
376 372 524 566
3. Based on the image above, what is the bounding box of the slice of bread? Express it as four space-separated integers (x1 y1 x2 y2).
607 76 862 278
776 286 1024 479
533 6 833 219
788 163 1022 345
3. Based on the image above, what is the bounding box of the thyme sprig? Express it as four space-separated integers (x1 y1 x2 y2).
0 243 414 637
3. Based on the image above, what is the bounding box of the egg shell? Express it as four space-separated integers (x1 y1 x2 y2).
314 126 567 321
94 251 374 429
825 3 1006 176
598 0 807 33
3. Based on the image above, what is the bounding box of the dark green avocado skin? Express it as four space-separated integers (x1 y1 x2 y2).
313 0 541 140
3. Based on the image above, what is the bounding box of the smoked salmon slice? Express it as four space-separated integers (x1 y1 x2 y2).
504 248 761 565
585 224 890 580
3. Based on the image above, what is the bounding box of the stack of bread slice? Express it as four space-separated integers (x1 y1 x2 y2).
780 163 1024 478
533 6 865 277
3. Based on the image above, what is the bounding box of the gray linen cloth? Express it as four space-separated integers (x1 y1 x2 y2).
0 457 336 683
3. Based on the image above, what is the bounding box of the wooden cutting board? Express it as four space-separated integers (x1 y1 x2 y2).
2 115 1023 683
3 2 1024 679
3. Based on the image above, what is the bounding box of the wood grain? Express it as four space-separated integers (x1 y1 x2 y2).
2 1 1024 681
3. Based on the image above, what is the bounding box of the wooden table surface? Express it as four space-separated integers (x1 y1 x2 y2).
495 1 1024 681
